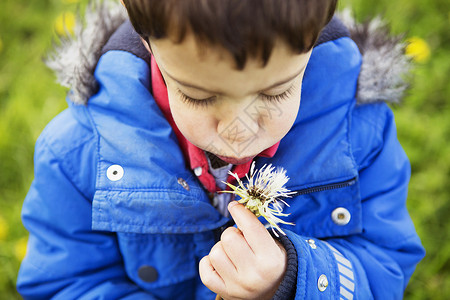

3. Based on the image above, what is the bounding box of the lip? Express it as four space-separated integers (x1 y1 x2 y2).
216 155 255 165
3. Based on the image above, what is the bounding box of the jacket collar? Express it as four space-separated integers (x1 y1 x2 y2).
84 22 360 234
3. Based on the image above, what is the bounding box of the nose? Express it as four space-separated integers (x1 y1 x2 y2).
216 100 260 146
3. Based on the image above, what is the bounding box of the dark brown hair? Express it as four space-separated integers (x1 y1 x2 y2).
123 0 337 69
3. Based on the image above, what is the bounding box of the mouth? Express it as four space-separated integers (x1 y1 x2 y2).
216 155 254 165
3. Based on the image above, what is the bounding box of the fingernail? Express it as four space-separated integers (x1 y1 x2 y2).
228 201 239 210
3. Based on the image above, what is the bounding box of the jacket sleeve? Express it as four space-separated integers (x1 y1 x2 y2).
16 134 156 299
282 103 425 299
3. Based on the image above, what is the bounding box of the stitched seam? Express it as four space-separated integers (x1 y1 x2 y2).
39 137 93 200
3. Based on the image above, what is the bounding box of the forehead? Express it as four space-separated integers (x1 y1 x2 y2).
150 33 311 94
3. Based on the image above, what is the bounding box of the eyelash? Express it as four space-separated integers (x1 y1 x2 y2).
260 84 296 103
177 84 296 108
177 89 217 108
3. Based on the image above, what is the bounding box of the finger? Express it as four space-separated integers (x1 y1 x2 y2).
199 255 226 295
220 226 255 269
209 241 237 276
228 201 275 255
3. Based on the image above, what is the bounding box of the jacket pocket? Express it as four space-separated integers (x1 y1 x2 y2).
283 177 362 238
117 232 197 296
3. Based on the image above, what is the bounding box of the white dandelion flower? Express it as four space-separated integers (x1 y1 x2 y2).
222 162 296 236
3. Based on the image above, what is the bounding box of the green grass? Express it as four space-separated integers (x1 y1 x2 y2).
0 1 70 298
337 1 450 298
0 0 448 298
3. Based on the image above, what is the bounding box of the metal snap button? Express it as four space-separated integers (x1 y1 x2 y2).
138 265 158 282
317 274 328 292
194 167 203 176
177 178 190 191
307 239 317 249
106 164 124 181
331 207 351 225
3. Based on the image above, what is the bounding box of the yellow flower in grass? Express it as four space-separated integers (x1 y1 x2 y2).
222 162 296 236
405 37 431 63
0 216 8 241
14 236 28 261
55 11 76 36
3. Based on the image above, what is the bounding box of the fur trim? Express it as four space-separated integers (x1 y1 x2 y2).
45 0 127 105
337 9 411 104
46 3 411 105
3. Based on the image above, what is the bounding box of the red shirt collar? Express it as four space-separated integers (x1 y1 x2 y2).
150 56 279 193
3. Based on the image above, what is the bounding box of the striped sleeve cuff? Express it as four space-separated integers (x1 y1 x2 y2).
323 241 356 300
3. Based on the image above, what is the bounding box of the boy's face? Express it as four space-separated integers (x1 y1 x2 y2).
149 34 311 165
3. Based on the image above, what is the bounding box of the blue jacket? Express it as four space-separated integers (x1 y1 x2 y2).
17 7 424 300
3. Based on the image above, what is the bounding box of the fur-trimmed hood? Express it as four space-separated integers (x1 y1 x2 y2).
46 1 411 105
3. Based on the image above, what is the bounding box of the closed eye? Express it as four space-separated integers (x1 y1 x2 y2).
176 89 217 108
260 84 296 102
177 83 296 108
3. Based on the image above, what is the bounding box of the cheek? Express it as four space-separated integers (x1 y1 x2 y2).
273 104 299 135
263 92 301 137
166 88 215 144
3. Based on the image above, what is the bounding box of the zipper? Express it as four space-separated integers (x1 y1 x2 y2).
291 177 357 196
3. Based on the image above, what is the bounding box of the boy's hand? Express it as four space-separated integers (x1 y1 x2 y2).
199 201 287 300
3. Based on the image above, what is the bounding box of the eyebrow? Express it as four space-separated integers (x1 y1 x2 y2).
163 65 307 94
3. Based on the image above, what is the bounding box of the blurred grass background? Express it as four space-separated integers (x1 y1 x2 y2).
0 0 448 298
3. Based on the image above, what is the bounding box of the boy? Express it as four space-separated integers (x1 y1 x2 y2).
17 0 424 299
